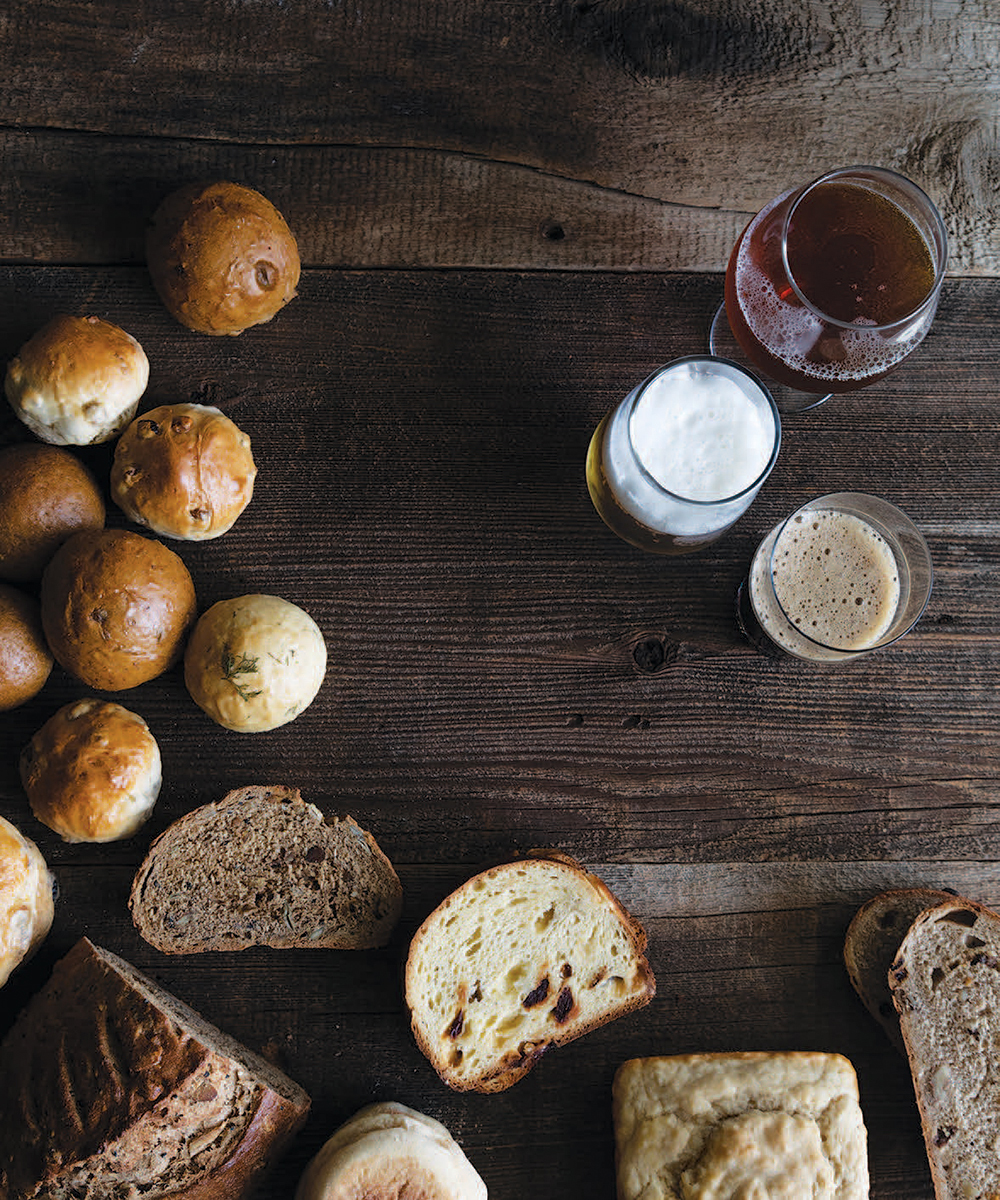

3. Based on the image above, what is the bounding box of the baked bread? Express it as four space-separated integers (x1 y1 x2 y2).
129 784 402 952
612 1052 870 1200
404 850 656 1093
20 698 162 842
295 1102 487 1200
0 937 310 1199
0 814 55 989
111 403 257 540
5 314 149 445
40 528 197 691
184 594 326 732
146 181 300 336
843 887 958 1054
0 443 105 581
889 897 1000 1200
0 584 53 711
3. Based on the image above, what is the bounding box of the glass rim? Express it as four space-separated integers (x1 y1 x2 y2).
766 490 934 654
625 354 781 508
779 165 949 333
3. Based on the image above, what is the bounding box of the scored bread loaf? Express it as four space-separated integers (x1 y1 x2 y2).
404 850 656 1093
130 785 402 952
889 898 1000 1200
0 937 310 1199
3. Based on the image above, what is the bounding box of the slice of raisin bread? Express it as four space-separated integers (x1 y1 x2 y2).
843 887 958 1054
0 938 310 1199
129 785 402 952
404 849 656 1093
889 898 1000 1200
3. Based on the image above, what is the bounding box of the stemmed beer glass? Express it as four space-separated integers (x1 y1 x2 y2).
709 166 948 412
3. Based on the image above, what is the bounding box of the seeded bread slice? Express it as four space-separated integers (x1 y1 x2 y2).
129 785 402 953
404 850 656 1093
889 898 1000 1200
0 938 310 1199
843 887 958 1054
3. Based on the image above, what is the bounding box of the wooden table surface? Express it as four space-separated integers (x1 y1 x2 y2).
2 2 999 1196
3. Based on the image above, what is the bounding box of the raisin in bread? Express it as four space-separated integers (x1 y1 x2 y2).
0 938 309 1199
843 887 958 1054
404 850 655 1093
129 785 402 952
889 898 1000 1200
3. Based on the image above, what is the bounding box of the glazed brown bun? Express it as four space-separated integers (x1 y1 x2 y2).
146 181 300 336
0 584 53 711
0 814 55 988
5 315 149 445
40 528 197 691
0 443 106 581
111 403 257 540
20 698 161 843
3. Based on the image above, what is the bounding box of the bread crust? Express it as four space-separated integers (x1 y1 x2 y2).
0 584 53 711
0 815 54 989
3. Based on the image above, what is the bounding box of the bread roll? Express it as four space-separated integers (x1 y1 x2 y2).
5 314 149 445
184 594 326 732
111 402 257 539
40 528 197 690
0 584 53 711
146 181 300 336
20 698 161 843
295 1102 487 1200
0 814 55 988
0 442 105 581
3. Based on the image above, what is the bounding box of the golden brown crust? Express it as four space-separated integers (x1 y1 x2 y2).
20 698 161 842
4 314 149 445
0 584 53 711
0 443 106 581
40 528 197 690
0 815 54 989
111 403 257 540
146 181 300 336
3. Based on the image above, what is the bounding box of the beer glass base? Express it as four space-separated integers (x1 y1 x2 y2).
708 302 832 414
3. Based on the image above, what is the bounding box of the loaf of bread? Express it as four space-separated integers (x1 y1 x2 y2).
404 850 656 1093
0 814 55 989
889 897 1000 1200
843 887 958 1054
612 1052 870 1200
295 1102 487 1200
0 937 310 1199
130 785 402 952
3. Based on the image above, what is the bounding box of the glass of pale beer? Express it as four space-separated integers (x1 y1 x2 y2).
710 166 948 412
586 355 780 555
737 492 933 663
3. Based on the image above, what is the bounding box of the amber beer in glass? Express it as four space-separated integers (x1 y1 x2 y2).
723 167 947 404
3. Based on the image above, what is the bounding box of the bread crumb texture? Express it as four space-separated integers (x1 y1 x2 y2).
612 1051 870 1200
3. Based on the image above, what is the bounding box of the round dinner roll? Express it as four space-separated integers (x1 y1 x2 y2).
19 698 162 843
0 443 106 582
0 585 53 711
0 814 55 988
184 593 326 732
5 315 149 445
40 528 197 691
111 403 257 540
146 180 300 336
295 1102 487 1200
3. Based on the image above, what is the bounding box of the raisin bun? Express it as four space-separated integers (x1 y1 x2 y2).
20 699 161 843
0 815 55 988
184 594 326 732
40 528 197 691
5 315 149 445
0 443 105 582
0 584 53 711
111 403 257 540
146 181 300 336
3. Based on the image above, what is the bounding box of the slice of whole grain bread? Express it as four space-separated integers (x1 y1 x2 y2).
129 784 402 953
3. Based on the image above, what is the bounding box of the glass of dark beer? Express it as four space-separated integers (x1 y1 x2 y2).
709 166 948 412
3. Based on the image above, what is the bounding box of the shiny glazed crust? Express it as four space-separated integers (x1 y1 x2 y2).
0 815 54 989
40 528 197 690
111 403 257 540
0 584 53 711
